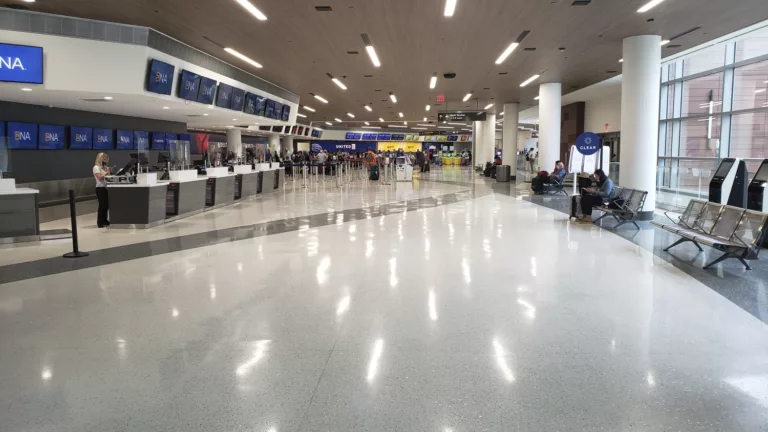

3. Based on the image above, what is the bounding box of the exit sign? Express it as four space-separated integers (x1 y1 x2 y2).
437 94 445 103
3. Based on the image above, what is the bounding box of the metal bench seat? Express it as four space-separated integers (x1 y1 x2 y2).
593 188 648 230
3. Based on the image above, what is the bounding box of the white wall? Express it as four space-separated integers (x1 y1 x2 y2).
585 92 622 133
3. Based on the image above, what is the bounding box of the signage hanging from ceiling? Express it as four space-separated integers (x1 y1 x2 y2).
0 43 43 84
575 132 601 156
437 112 487 122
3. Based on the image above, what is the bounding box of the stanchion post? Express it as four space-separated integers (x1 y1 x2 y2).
63 189 89 258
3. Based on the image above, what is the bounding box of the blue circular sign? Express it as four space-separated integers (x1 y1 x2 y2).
575 132 601 156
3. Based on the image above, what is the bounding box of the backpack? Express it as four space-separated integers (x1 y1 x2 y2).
369 165 379 181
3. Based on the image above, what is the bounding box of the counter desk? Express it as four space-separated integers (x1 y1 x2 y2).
108 183 168 229
0 187 40 243
166 177 207 221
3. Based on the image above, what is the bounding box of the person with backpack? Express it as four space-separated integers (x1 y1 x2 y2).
365 149 379 180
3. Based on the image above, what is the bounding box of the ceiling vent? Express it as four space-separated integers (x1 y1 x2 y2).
361 33 372 46
671 26 701 40
515 30 531 43
498 72 508 75
347 51 359 55
364 75 373 78
572 0 591 5
524 47 536 51
606 70 617 74
666 44 682 48
315 6 332 12
375 89 382 92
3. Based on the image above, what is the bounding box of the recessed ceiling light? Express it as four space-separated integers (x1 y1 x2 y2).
660 40 670 46
235 0 268 20
325 121 333 126
103 96 113 100
437 126 454 129
224 47 263 68
398 112 404 118
756 89 767 94
499 112 504 117
314 95 329 103
364 121 370 125
429 74 438 89
413 127 428 130
495 42 519 65
332 77 348 90
365 105 373 112
297 113 307 118
379 117 385 122
347 113 355 118
444 0 457 17
637 0 665 13
365 43 381 68
463 92 473 102
303 105 316 112
20 87 32 91
418 124 433 127
425 104 431 111
363 126 382 129
534 96 540 100
403 121 408 125
163 106 170 110
334 118 343 122
390 93 398 103
520 74 540 87
619 58 624 63
388 125 407 128
423 117 428 121
203 113 209 116
484 103 494 110
232 118 238 121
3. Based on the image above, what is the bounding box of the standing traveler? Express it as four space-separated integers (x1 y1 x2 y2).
93 152 111 228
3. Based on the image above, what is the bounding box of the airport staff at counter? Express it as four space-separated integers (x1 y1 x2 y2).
93 153 111 228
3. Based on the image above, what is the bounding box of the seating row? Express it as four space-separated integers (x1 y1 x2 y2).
593 187 649 230
651 200 768 270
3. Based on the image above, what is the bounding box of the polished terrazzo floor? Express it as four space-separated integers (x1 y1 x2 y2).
1 167 768 431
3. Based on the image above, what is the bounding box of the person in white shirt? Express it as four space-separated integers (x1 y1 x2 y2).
93 153 111 228
527 148 538 172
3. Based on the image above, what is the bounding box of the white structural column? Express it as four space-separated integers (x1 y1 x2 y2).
474 115 496 165
502 103 519 167
620 35 661 214
226 128 242 158
281 135 293 158
538 83 562 172
268 134 280 156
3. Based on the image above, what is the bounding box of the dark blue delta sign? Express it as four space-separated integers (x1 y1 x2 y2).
575 132 601 156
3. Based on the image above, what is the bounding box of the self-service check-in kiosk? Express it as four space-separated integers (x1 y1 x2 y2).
709 158 748 208
747 159 768 213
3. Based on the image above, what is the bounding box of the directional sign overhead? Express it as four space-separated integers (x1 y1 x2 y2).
437 112 487 122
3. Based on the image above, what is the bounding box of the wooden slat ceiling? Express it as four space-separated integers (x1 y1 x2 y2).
19 0 768 127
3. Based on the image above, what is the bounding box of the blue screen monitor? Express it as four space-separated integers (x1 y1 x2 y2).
7 122 37 149
197 76 216 105
272 102 283 120
0 43 43 84
377 134 392 141
151 132 167 150
265 100 276 118
70 126 93 150
255 95 267 116
392 134 405 141
216 83 233 109
116 130 133 150
231 87 245 111
178 70 201 101
39 124 66 150
244 92 258 115
147 59 175 95
93 128 113 150
282 105 290 121
362 133 377 140
346 133 362 140
134 131 149 150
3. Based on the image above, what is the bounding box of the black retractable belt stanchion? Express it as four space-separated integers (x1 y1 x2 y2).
63 189 89 258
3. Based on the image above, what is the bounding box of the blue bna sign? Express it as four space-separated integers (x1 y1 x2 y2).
0 43 44 84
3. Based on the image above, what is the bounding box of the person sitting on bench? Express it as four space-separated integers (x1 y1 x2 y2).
531 161 567 193
577 169 615 223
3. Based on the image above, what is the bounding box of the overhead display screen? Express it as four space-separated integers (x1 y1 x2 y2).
116 130 133 150
272 102 283 120
216 83 233 109
377 134 392 141
346 133 362 140
231 87 245 111
244 92 258 115
197 76 217 104
362 133 378 140
265 100 276 119
134 131 149 150
282 105 291 122
7 122 38 149
448 135 459 142
255 95 267 116
151 132 167 150
147 59 175 95
0 43 43 84
39 124 66 150
93 128 113 150
70 126 93 150
392 134 406 141
178 70 201 101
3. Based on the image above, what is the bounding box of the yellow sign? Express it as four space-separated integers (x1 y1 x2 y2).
378 142 398 151
404 142 422 152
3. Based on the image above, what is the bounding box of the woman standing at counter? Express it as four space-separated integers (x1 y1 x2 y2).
93 152 111 228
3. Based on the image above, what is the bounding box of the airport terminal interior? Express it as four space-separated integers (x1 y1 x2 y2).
2 0 768 431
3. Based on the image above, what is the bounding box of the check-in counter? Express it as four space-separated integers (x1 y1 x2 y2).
205 174 236 210
166 177 207 221
0 183 40 244
108 183 168 229
239 170 261 198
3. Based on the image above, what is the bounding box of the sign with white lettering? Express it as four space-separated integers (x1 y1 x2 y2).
575 132 601 156
437 112 487 122
0 43 43 84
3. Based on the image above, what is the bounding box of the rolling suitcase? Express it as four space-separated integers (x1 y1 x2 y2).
570 195 583 219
